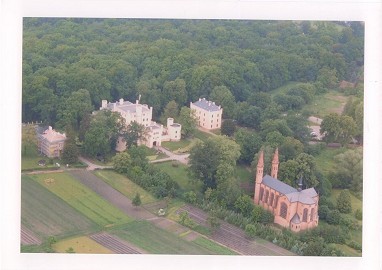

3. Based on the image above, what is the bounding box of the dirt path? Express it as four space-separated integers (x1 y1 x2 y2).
90 232 144 254
153 146 189 165
69 170 293 256
178 205 295 256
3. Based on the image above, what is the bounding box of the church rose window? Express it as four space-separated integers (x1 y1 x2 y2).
310 208 315 221
280 203 287 219
259 187 264 201
303 208 308 222
269 193 274 207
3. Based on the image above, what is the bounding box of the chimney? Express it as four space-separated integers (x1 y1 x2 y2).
48 126 52 131
119 98 124 105
199 98 201 101
101 100 107 109
297 176 303 192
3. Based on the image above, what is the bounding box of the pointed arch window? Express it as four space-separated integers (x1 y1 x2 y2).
302 208 308 222
259 187 264 201
310 208 315 221
280 203 288 219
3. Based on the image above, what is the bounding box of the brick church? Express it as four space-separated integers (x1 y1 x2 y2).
254 149 319 232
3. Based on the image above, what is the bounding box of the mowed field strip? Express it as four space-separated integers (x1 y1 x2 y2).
110 220 238 255
29 172 132 227
94 170 157 204
52 236 114 254
21 175 97 240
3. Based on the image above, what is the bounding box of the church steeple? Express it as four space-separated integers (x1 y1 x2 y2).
271 148 279 179
256 150 264 184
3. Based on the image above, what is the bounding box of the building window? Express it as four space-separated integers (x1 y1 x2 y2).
264 190 269 204
303 208 308 222
216 124 218 127
269 193 274 206
211 125 212 128
175 131 177 133
310 208 315 221
280 203 288 219
259 187 264 201
211 120 213 123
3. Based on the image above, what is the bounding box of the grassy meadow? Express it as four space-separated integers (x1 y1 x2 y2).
30 172 132 227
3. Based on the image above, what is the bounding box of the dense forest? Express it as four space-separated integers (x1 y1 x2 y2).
22 18 364 125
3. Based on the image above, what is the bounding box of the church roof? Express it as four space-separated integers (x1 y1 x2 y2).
262 175 318 205
262 175 297 195
285 191 316 204
291 213 301 224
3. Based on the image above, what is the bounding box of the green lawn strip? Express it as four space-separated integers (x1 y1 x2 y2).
334 244 361 257
162 139 192 152
93 170 157 204
268 81 302 96
303 90 348 118
330 189 362 212
193 129 213 142
153 161 202 194
21 175 97 239
235 165 252 184
31 172 131 227
110 220 224 255
314 147 348 175
191 236 238 255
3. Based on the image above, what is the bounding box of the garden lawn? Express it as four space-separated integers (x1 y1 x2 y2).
94 170 157 204
330 189 362 212
314 147 348 175
111 220 236 255
161 139 193 152
31 172 132 227
53 236 113 254
235 165 252 184
21 175 97 239
193 129 213 142
153 161 202 194
303 90 348 118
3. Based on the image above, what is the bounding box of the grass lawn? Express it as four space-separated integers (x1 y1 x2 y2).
53 236 113 254
111 220 236 255
162 139 193 152
31 172 132 227
21 143 60 171
330 189 362 212
314 147 348 175
153 161 202 194
192 236 238 255
269 81 303 96
303 90 348 118
193 129 213 142
235 165 252 183
93 170 157 205
21 175 97 239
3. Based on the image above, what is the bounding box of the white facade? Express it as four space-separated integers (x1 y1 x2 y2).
190 98 223 130
100 99 181 150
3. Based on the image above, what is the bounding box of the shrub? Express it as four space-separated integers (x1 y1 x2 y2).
336 189 352 213
326 209 341 225
354 209 362 220
183 191 197 204
245 224 257 239
318 205 330 220
347 240 362 251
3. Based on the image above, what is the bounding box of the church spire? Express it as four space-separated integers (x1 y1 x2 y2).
271 148 279 179
256 150 264 184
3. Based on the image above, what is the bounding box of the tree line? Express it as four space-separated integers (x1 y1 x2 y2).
23 18 364 127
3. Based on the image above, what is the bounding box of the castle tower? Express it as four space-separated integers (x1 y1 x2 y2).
254 150 264 204
271 148 279 179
